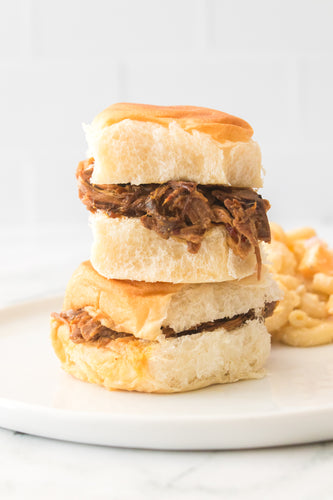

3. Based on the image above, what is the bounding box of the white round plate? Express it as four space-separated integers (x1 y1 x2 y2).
0 296 333 450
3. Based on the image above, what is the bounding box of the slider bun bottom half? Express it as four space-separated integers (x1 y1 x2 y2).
91 214 260 283
51 319 270 393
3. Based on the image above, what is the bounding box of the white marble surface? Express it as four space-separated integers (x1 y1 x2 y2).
1 225 333 499
1 429 333 499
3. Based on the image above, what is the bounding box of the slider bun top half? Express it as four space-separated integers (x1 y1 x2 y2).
63 261 281 341
93 103 253 142
85 103 263 186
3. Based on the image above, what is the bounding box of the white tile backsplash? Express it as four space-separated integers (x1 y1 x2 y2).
31 0 200 58
123 55 292 146
1 0 333 233
0 64 33 149
31 148 87 226
263 146 333 225
0 0 30 60
300 56 333 142
24 61 119 150
0 151 28 228
211 0 333 53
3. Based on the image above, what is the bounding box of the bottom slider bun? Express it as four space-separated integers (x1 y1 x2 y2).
51 320 270 393
50 261 280 393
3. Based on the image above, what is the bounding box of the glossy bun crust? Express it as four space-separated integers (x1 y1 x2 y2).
62 261 281 340
92 103 254 144
86 103 263 186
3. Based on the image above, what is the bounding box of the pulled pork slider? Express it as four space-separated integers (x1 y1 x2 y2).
77 103 271 283
51 261 280 393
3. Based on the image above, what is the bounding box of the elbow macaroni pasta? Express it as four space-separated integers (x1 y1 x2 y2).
265 223 333 347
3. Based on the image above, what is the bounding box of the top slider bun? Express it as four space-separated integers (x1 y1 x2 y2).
85 103 263 186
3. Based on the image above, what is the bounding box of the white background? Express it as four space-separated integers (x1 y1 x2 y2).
1 4 333 498
1 1 333 301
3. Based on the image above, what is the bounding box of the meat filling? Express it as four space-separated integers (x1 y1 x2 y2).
76 159 271 278
51 301 277 346
51 309 131 346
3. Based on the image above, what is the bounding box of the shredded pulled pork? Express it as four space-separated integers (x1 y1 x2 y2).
51 309 131 345
76 159 271 277
51 302 277 346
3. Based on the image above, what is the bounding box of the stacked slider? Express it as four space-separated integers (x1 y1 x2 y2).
51 103 281 393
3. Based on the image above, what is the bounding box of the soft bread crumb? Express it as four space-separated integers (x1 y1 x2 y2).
85 120 263 186
90 214 262 283
51 319 270 393
63 261 281 340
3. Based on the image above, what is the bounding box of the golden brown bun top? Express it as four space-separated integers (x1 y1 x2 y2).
60 260 280 341
92 103 254 143
64 260 182 311
63 260 183 340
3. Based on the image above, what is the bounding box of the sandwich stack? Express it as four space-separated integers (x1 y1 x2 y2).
51 103 281 393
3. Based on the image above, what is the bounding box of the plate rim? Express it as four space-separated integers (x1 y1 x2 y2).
1 294 333 449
